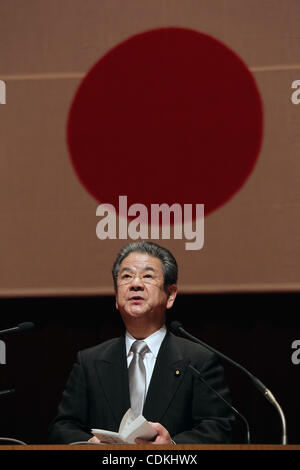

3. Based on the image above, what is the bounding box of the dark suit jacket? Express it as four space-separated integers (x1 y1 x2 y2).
48 331 234 444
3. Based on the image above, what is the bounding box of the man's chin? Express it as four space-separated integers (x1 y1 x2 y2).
127 307 147 317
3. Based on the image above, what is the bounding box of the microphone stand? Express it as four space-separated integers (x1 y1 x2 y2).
0 326 21 335
0 389 15 398
1 323 34 400
188 364 251 444
172 322 287 445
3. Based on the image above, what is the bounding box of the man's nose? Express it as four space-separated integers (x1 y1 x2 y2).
130 275 144 289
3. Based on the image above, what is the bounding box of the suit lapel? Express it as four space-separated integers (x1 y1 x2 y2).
143 331 189 422
94 336 131 427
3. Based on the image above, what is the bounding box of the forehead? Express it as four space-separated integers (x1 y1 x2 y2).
119 252 163 273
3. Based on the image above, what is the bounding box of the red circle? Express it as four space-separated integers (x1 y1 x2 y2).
67 27 263 218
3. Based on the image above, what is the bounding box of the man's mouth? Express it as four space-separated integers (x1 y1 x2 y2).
129 296 144 301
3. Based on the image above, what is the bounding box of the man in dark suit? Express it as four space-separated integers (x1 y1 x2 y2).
48 241 234 444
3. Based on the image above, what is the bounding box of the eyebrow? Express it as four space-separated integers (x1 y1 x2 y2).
119 266 156 274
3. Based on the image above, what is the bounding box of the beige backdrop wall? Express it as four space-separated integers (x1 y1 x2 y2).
0 0 300 297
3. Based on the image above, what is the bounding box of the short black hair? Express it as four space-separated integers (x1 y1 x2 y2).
112 241 178 291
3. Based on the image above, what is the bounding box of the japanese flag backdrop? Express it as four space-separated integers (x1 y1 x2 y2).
0 0 300 297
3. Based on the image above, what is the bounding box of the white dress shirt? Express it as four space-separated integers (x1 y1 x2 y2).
125 325 167 395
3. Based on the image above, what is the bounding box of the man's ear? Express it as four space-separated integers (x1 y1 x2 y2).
115 292 119 311
166 285 178 310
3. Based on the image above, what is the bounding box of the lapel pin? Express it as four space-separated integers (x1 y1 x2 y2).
175 369 181 376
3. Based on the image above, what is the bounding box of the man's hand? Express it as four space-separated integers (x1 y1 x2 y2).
88 436 101 443
135 422 173 445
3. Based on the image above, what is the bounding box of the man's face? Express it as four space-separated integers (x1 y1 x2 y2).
115 252 177 326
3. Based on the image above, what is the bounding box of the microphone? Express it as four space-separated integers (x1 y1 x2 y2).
170 320 287 445
0 322 35 336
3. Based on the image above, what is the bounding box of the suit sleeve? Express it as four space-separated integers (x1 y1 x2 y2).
172 353 235 444
48 352 93 444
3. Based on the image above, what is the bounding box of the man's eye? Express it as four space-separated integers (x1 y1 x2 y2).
144 274 153 278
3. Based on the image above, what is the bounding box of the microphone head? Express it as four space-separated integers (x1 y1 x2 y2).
17 322 35 332
170 320 184 332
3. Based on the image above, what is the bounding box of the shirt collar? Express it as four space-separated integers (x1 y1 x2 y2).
125 325 167 358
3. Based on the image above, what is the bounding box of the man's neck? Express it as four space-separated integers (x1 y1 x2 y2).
125 321 165 340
